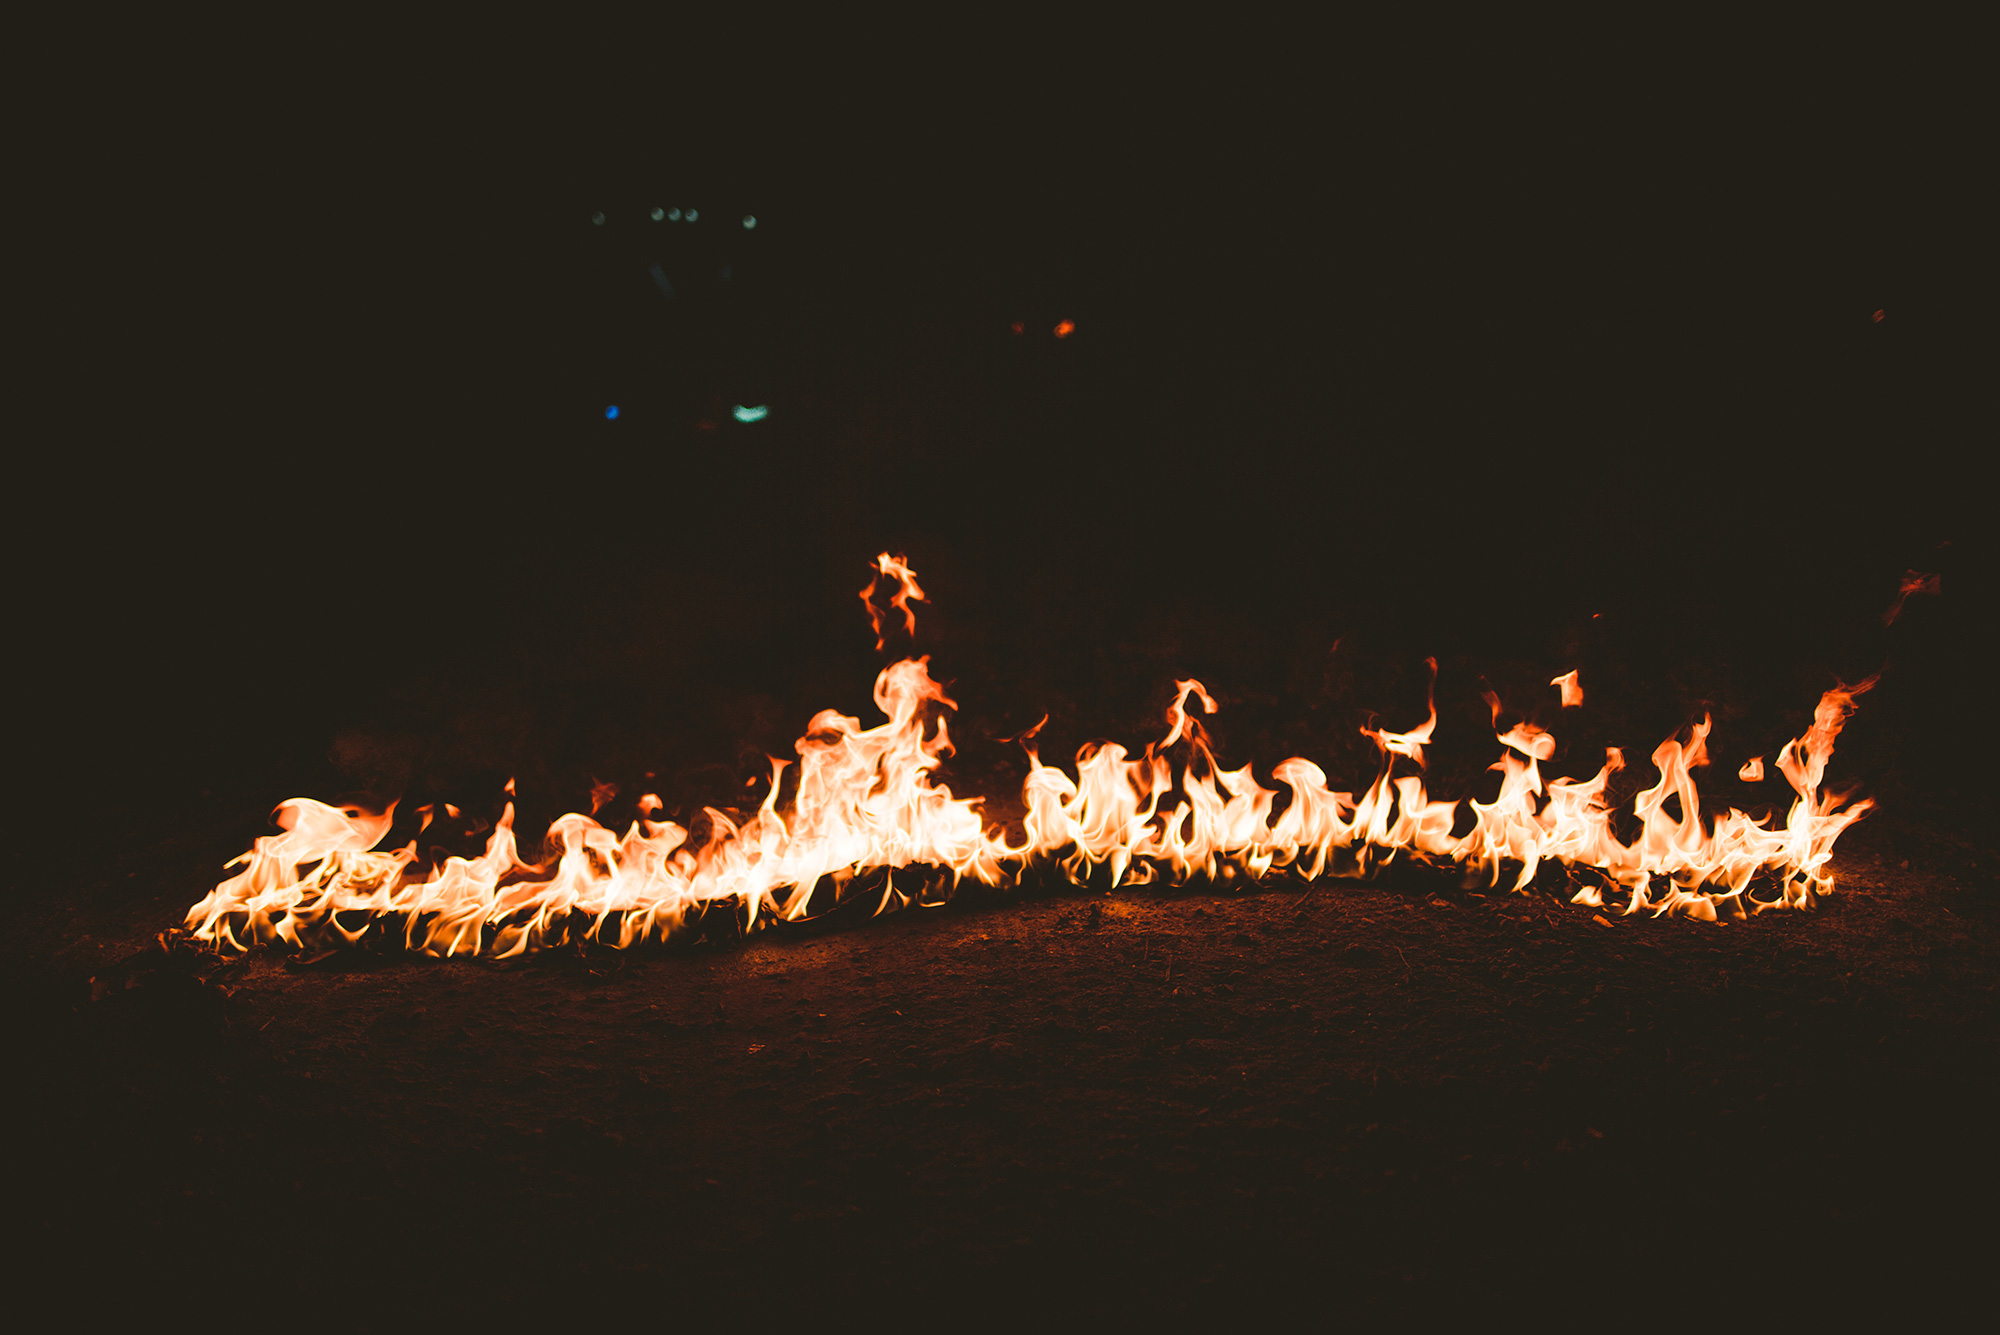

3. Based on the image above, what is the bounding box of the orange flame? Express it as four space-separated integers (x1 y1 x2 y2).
185 557 1886 957
1363 659 1438 769
1881 570 1940 625
1552 670 1584 708
858 552 927 652
589 778 619 815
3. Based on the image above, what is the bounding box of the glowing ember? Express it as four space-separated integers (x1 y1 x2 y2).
186 554 1881 957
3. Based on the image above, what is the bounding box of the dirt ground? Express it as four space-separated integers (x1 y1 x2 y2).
14 796 1996 1325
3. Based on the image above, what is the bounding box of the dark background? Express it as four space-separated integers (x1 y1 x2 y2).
23 75 1986 858
12 43 1995 1326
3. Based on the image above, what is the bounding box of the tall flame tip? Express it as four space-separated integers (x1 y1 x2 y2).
184 554 1882 956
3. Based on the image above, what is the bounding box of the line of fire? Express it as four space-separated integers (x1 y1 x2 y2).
20 103 1990 1326
183 552 1893 959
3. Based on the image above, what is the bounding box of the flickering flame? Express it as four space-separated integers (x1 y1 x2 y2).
859 552 926 652
1881 570 1940 626
589 779 619 815
186 555 1883 957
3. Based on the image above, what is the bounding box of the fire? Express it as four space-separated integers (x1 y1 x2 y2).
859 552 926 652
186 555 1883 957
1881 570 1940 626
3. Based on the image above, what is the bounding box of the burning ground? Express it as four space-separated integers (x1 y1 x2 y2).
18 804 1997 1320
25 106 1990 1319
15 547 1995 1320
180 555 1891 958
18 534 1991 1321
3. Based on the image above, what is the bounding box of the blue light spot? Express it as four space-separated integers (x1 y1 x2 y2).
668 208 682 221
650 207 665 221
732 404 769 423
591 212 606 226
742 215 757 230
684 208 699 222
604 405 620 420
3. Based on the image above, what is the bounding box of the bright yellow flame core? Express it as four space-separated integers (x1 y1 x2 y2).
185 560 1878 957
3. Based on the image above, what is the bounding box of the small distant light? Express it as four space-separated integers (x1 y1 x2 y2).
685 208 699 222
1010 320 1024 335
604 405 620 420
732 404 769 423
668 208 682 221
591 212 606 226
718 265 732 282
651 207 665 221
742 215 757 230
1872 308 1886 322
1053 319 1075 339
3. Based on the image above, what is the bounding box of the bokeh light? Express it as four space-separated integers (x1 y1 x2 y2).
651 207 665 221
743 215 758 230
732 404 769 423
591 212 606 226
685 209 699 222
604 405 620 420
668 208 682 221
1053 319 1076 339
